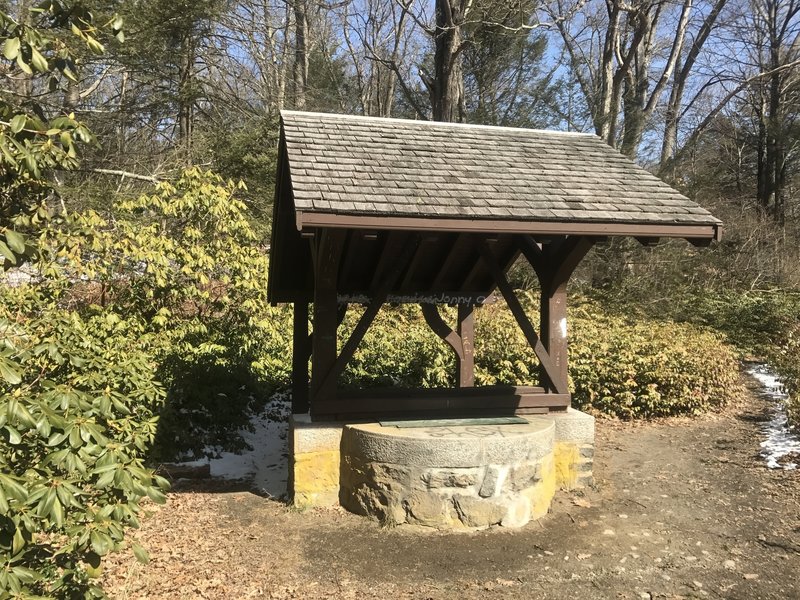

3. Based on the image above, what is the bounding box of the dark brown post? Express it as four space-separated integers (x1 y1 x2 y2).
518 235 595 396
457 304 475 387
310 230 345 415
292 302 310 414
539 284 568 394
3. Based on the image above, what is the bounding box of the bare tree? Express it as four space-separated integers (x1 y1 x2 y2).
337 0 412 116
551 0 729 159
748 0 800 220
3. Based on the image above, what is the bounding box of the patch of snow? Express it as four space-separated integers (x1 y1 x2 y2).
747 364 799 470
175 392 291 498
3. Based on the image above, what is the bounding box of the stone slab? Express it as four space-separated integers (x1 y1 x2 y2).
291 413 345 454
544 408 595 445
342 419 554 469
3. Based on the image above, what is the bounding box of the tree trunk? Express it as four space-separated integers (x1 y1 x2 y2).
659 0 729 172
430 0 465 122
177 33 195 163
292 0 309 110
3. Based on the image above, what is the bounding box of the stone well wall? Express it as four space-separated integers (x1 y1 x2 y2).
289 409 595 529
340 420 556 529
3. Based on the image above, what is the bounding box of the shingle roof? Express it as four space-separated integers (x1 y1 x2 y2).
281 111 720 228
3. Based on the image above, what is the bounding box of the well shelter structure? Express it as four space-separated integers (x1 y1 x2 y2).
267 112 721 527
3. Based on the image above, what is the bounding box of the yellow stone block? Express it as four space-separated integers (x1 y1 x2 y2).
524 454 556 520
554 442 580 490
292 450 341 508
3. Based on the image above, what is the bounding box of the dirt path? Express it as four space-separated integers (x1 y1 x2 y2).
103 381 800 600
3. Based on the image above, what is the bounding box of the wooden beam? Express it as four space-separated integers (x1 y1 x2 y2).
314 386 570 416
550 236 596 287
369 232 407 290
342 384 549 399
338 230 361 287
420 303 475 387
421 304 464 360
479 240 567 395
520 235 595 398
292 302 310 414
315 407 551 420
430 233 466 290
518 235 545 280
400 237 432 291
297 211 722 242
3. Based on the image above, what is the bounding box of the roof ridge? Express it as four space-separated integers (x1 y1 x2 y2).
280 110 596 137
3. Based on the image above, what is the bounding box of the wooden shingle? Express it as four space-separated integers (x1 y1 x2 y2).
281 111 720 232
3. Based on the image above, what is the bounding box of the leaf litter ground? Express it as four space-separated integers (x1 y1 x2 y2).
102 375 800 599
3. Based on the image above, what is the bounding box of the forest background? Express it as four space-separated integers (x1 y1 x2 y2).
0 0 799 597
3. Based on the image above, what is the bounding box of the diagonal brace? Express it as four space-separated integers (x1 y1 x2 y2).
313 235 421 401
479 240 568 395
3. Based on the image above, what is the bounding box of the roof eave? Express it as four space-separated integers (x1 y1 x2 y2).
296 211 723 242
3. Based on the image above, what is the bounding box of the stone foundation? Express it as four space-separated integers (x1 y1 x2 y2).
289 408 595 528
340 419 556 529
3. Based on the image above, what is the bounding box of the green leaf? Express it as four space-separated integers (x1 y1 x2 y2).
4 426 21 445
12 526 26 555
0 359 22 384
90 530 112 556
4 229 24 253
9 114 26 134
16 54 31 74
10 566 42 583
131 543 150 565
0 474 28 501
0 240 16 265
3 37 20 60
30 46 48 72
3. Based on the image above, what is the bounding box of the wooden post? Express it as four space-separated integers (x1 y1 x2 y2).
310 230 345 414
518 235 595 396
539 283 568 394
457 304 475 387
292 302 310 414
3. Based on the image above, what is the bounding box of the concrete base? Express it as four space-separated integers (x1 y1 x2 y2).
289 408 594 528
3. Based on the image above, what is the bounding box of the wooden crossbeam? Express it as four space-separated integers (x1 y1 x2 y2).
479 240 567 395
313 385 570 418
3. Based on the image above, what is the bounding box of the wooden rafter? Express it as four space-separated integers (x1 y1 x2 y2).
430 233 466 290
369 232 408 290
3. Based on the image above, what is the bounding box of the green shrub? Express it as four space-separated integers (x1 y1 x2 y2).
0 288 168 598
340 293 740 420
0 168 290 596
38 168 294 461
568 300 741 418
664 289 800 426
